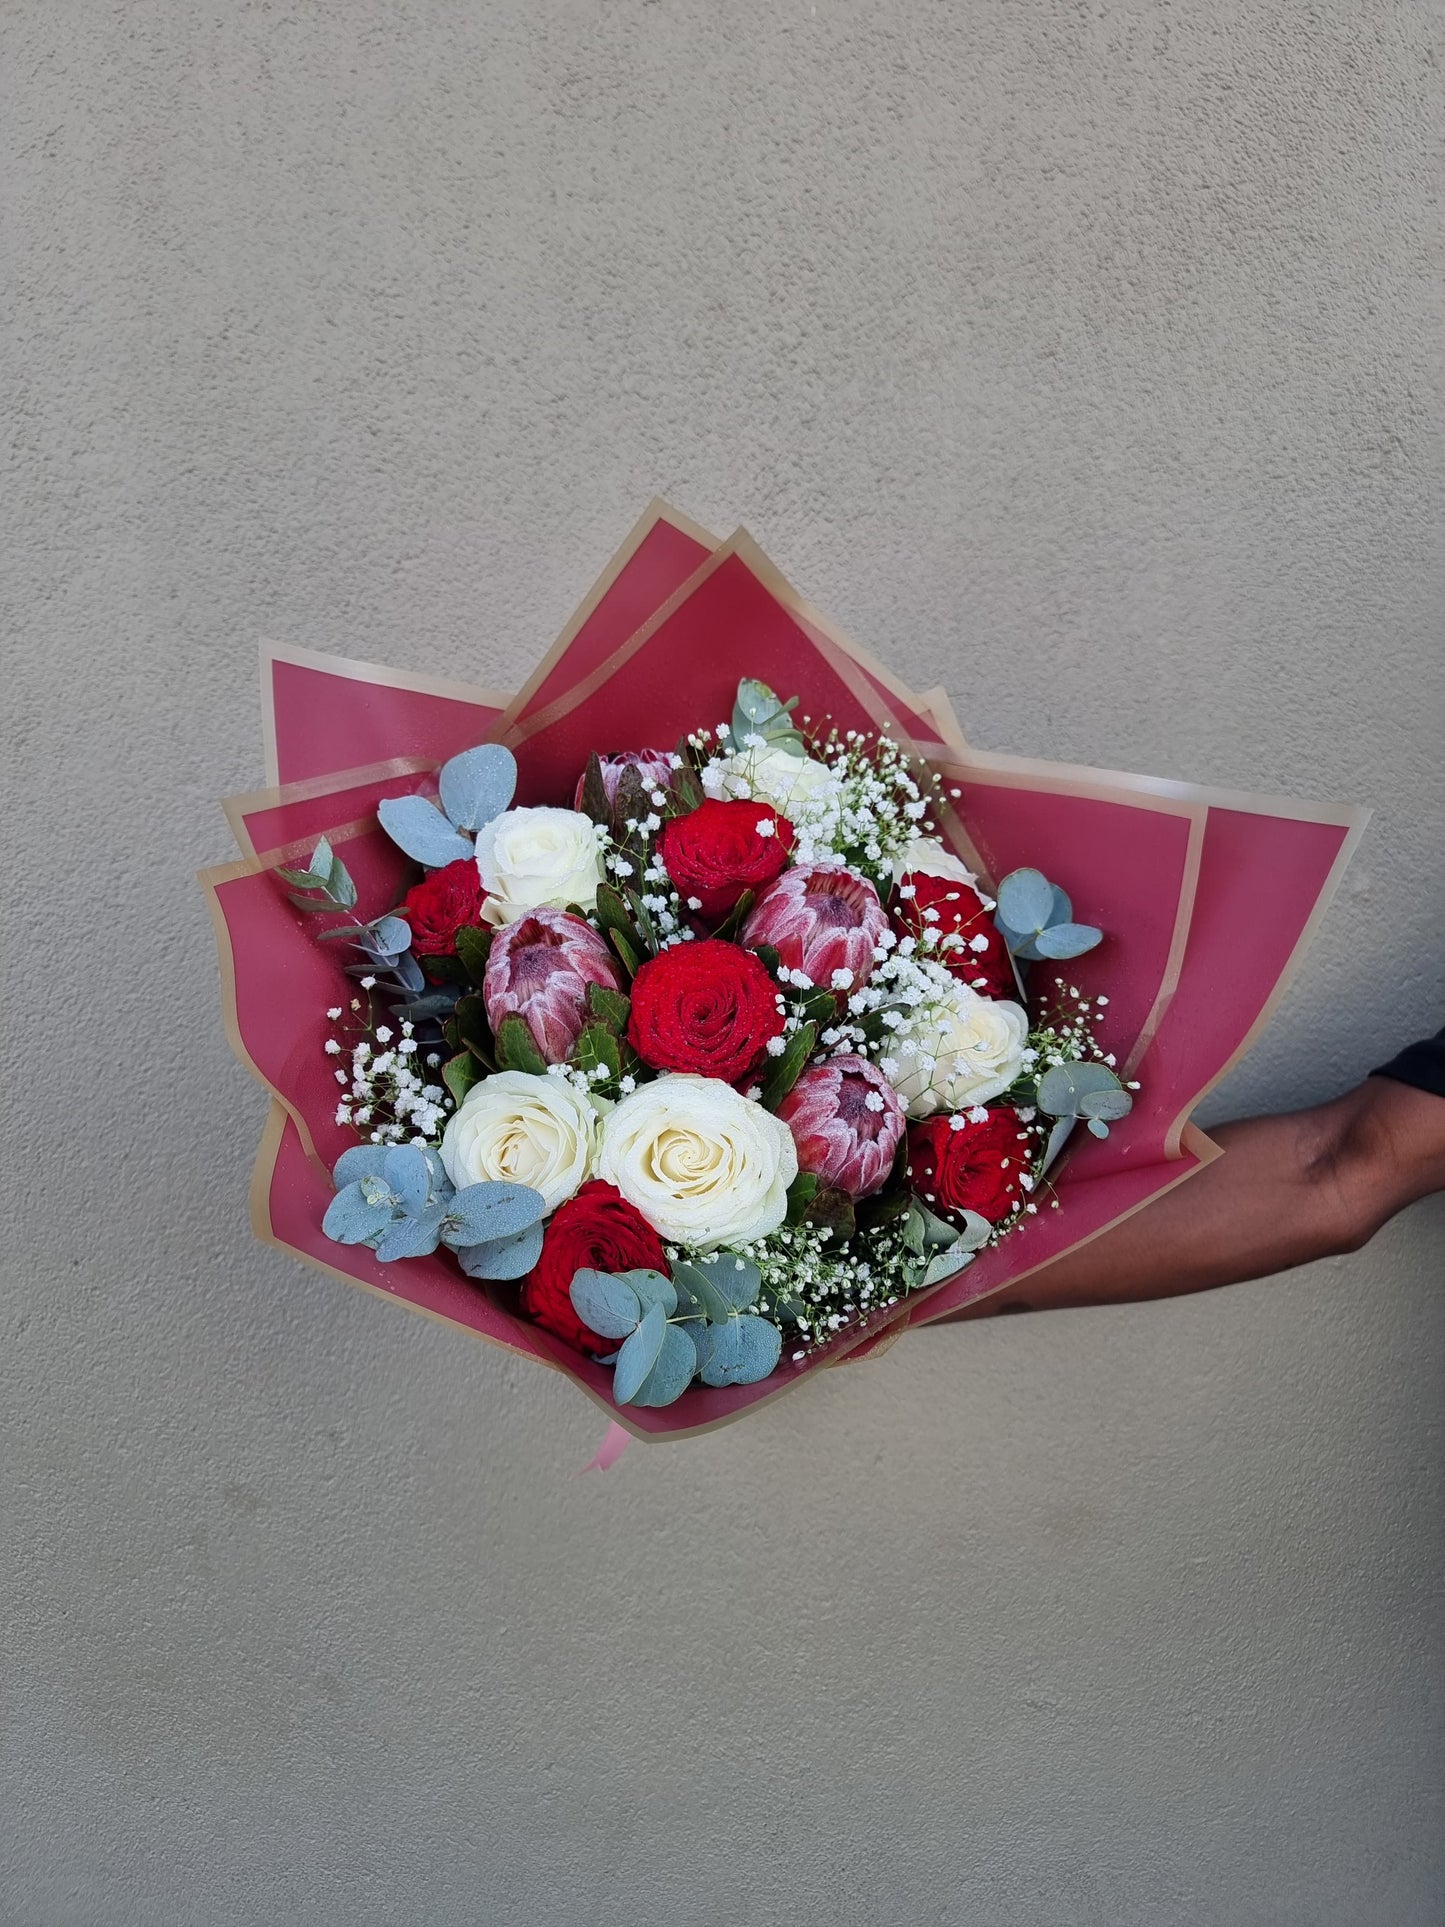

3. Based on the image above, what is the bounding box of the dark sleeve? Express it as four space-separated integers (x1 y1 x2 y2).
1370 1028 1445 1099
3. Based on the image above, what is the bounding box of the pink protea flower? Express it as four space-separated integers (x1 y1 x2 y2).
776 1054 906 1199
574 748 675 809
742 863 887 996
482 908 624 1063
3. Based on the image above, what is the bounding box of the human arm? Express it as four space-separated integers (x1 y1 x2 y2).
941 1069 1445 1319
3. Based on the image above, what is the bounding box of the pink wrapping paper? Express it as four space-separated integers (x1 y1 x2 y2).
205 500 1364 1438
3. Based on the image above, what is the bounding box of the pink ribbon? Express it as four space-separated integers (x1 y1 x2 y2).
580 1420 632 1473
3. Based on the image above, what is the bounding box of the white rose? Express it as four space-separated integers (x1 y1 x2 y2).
892 835 979 889
596 1074 798 1250
475 806 605 926
703 743 836 817
439 1070 601 1213
890 983 1029 1117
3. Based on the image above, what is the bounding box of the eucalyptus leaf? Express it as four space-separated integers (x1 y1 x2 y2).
439 743 517 832
383 1146 432 1216
322 1182 395 1245
377 794 475 868
1079 1087 1133 1122
308 836 335 881
1033 921 1102 960
332 1145 391 1188
613 1301 668 1403
952 1209 996 1252
995 868 1054 934
569 1269 644 1342
368 915 412 958
326 855 358 909
1036 1061 1124 1116
455 1221 546 1280
616 1268 678 1316
443 1181 545 1247
375 1206 446 1261
688 1251 762 1314
1039 1115 1076 1175
921 1248 977 1288
1087 1116 1111 1138
694 1313 782 1388
627 1322 699 1406
1049 885 1074 924
670 1261 733 1324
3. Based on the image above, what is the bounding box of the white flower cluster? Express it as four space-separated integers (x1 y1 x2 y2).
603 762 697 952
327 993 453 1146
698 724 942 882
727 1217 910 1353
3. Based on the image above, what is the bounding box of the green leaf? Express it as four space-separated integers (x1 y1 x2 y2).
751 942 782 978
606 925 644 980
711 889 756 943
670 1259 735 1324
585 981 631 1033
595 881 641 946
803 1184 855 1244
275 864 328 890
455 994 497 1068
308 836 335 881
785 1171 821 1225
442 1051 483 1106
454 924 493 986
286 890 330 914
570 1022 621 1083
494 1012 548 1076
667 750 704 813
759 1021 817 1111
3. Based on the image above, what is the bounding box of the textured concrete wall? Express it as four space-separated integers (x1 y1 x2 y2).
5 3 1442 1922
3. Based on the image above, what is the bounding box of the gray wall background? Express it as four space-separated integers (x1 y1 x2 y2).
4 3 1442 1923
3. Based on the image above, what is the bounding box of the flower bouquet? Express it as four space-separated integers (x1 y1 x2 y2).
205 503 1364 1441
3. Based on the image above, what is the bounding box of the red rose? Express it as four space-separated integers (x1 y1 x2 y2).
400 858 487 956
657 799 794 927
894 871 1017 1000
906 1109 1030 1225
626 938 785 1084
522 1179 669 1354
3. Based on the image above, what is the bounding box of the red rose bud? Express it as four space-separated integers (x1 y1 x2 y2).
574 748 675 809
627 938 785 1084
522 1179 668 1354
742 864 887 997
907 1109 1028 1225
400 857 487 957
777 1053 906 1200
657 798 794 927
894 871 1016 1000
483 907 625 1063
